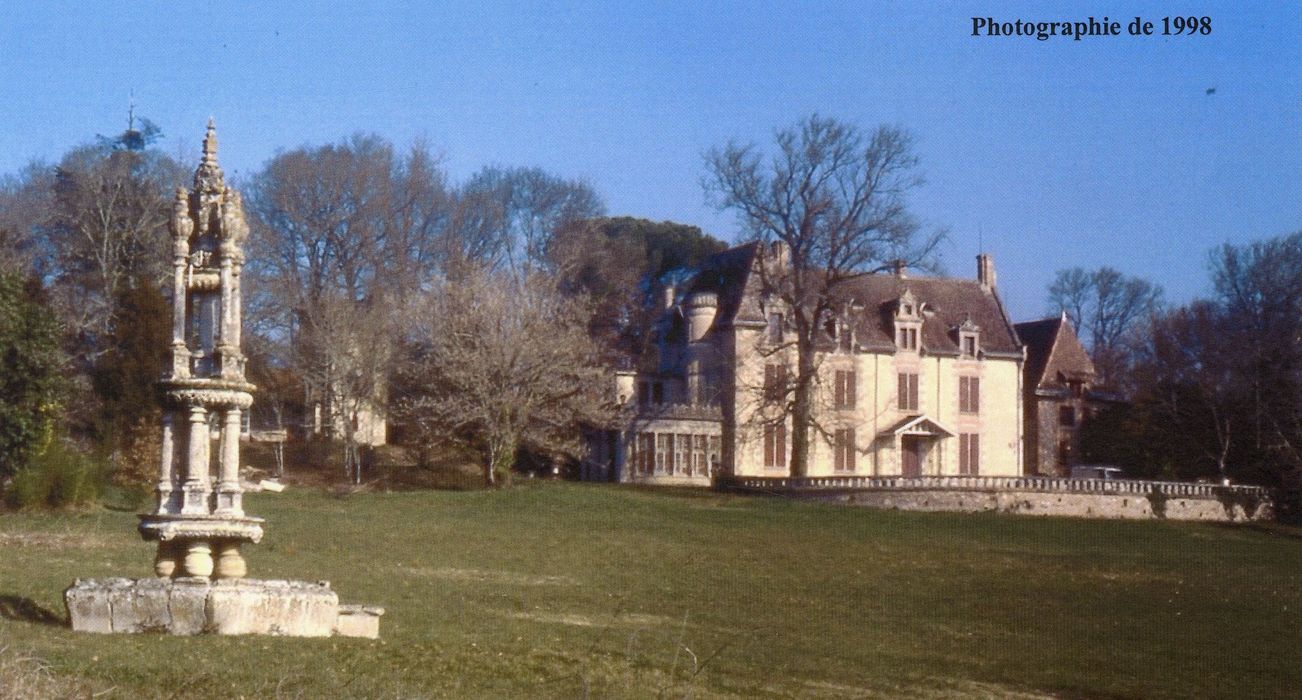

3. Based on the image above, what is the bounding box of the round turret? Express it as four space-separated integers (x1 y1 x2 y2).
685 291 718 342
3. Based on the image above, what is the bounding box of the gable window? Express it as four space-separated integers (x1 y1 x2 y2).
764 421 787 469
767 312 784 344
963 335 977 357
1059 405 1076 427
959 376 980 414
764 363 786 403
834 428 856 472
959 433 980 475
835 370 857 410
898 372 919 411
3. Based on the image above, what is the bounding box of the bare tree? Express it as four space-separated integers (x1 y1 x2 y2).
1048 266 1163 388
460 166 605 271
394 269 615 487
244 135 449 477
1210 231 1302 477
703 114 942 477
0 145 185 358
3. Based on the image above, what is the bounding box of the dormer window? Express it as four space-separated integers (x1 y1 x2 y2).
956 315 981 359
894 290 922 353
897 327 918 350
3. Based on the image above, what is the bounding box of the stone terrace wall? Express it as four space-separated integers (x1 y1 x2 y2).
717 475 1273 522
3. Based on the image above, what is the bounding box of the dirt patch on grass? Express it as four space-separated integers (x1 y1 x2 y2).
799 677 1056 699
398 566 579 587
504 610 676 629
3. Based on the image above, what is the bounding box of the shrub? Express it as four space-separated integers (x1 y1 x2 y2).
7 438 106 509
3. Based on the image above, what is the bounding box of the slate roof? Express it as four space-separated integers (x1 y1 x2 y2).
1014 314 1096 390
682 243 1023 358
684 242 765 328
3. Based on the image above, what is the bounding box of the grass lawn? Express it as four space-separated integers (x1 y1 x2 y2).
1 481 1300 698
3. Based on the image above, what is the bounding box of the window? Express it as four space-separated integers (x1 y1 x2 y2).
962 335 977 357
767 312 784 343
656 433 671 472
834 428 856 472
693 435 707 475
959 376 980 414
764 364 786 403
898 372 919 411
839 324 853 352
707 436 721 474
1058 437 1073 465
835 370 856 409
896 326 918 350
1059 405 1076 427
764 421 786 468
636 433 655 474
675 434 691 475
959 433 980 475
652 381 665 405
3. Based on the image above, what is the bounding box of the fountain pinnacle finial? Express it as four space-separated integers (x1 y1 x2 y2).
194 118 225 194
203 118 219 163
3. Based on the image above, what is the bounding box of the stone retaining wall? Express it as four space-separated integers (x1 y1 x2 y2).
717 476 1272 522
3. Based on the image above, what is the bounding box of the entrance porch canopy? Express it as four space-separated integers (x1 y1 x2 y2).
877 414 955 439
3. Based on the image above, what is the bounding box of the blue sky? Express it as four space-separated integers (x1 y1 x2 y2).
1 2 1298 319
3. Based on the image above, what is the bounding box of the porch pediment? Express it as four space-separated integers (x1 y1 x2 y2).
878 414 955 438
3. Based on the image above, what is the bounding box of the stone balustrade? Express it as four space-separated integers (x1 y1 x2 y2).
716 474 1272 522
719 474 1268 499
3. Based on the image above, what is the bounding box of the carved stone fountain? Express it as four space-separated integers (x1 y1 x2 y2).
64 122 382 638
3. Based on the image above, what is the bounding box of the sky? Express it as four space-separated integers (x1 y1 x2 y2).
1 2 1298 320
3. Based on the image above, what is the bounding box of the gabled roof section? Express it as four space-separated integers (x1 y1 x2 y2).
836 274 1022 355
1014 313 1096 390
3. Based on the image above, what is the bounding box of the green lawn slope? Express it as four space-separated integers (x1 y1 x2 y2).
1 482 1299 698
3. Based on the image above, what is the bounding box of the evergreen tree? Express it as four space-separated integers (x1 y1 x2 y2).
0 272 65 482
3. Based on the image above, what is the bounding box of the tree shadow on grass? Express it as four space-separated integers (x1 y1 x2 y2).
1206 521 1302 542
0 594 66 626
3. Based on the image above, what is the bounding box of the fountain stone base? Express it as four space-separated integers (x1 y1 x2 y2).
64 577 383 638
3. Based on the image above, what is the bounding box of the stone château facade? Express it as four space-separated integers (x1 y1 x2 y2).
583 244 1030 483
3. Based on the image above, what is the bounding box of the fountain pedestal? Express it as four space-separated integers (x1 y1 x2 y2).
65 122 382 638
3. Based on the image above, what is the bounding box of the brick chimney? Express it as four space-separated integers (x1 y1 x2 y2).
977 253 996 289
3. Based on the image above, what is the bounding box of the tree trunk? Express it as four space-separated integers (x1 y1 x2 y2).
789 334 816 478
485 433 517 488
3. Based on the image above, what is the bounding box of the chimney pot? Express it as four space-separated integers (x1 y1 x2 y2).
977 253 996 288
